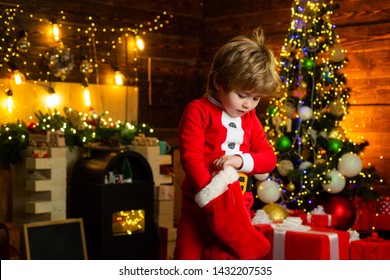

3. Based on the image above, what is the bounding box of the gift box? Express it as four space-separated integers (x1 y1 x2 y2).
302 214 336 228
377 196 390 215
350 238 390 260
352 209 372 231
254 224 349 260
290 206 336 229
372 214 390 231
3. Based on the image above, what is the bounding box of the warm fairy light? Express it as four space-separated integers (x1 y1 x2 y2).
0 6 173 91
12 70 26 85
52 23 60 41
7 95 13 113
114 70 124 85
135 35 145 51
83 86 91 107
46 92 60 107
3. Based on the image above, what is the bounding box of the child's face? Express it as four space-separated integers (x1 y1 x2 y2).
218 89 262 118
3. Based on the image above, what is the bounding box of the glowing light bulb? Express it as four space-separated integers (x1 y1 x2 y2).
114 70 124 85
46 92 60 107
83 87 91 107
52 23 60 41
12 70 26 85
135 35 145 51
7 95 13 112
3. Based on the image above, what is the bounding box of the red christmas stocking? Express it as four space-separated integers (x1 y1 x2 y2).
195 166 271 260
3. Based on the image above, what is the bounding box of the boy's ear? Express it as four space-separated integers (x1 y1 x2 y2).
213 75 221 90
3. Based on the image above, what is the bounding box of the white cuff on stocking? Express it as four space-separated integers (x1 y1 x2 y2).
195 166 239 208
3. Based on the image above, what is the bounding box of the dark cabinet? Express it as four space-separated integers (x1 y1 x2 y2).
70 148 158 260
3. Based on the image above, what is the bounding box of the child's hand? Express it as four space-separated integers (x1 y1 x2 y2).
213 155 243 170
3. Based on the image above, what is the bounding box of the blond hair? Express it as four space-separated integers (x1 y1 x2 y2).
206 27 280 97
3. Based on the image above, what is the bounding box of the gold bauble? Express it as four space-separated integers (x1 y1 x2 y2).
262 203 288 222
286 182 295 192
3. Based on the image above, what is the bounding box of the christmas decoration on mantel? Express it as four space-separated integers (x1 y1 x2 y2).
0 107 155 170
256 0 383 224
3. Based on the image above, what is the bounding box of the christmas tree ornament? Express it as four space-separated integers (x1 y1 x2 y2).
314 158 327 166
262 203 288 222
298 106 313 121
275 135 292 152
328 127 345 139
254 173 270 181
26 121 37 133
330 44 345 62
337 153 363 177
80 56 94 75
266 104 279 116
327 138 342 153
306 35 319 52
256 180 281 204
329 100 344 117
322 169 346 194
302 57 315 69
16 31 31 53
44 41 75 81
277 159 294 177
286 182 295 192
299 161 312 170
320 195 356 230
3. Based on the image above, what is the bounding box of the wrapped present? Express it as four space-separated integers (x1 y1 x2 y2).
350 234 390 260
372 214 390 231
293 206 336 228
254 217 350 260
377 196 390 215
353 197 378 214
352 209 372 231
305 214 336 228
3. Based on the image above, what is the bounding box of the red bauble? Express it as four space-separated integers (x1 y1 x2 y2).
26 121 37 133
320 195 356 231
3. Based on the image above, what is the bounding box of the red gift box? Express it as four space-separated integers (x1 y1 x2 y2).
303 214 336 228
290 210 336 228
377 196 390 215
372 214 390 231
350 239 390 260
352 209 372 231
254 224 349 260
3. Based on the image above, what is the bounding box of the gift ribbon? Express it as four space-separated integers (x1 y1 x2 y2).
273 229 340 260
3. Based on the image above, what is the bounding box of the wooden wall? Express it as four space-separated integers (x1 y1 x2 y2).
0 0 204 130
202 0 390 186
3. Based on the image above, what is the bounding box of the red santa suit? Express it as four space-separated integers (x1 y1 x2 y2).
174 96 276 260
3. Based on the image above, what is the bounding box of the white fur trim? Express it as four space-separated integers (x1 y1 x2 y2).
239 153 254 173
194 166 239 208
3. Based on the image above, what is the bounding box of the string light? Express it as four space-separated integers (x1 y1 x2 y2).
46 86 60 107
5 89 13 113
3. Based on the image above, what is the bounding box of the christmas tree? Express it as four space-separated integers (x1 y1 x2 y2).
122 157 134 183
257 0 381 215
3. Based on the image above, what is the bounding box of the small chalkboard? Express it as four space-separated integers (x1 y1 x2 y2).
23 218 88 260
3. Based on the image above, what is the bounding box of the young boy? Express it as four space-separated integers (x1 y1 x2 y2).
174 27 280 260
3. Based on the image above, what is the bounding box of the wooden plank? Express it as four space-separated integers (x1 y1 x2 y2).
347 77 390 105
341 105 390 133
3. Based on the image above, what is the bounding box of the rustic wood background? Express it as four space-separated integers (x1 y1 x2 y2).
1 0 389 220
